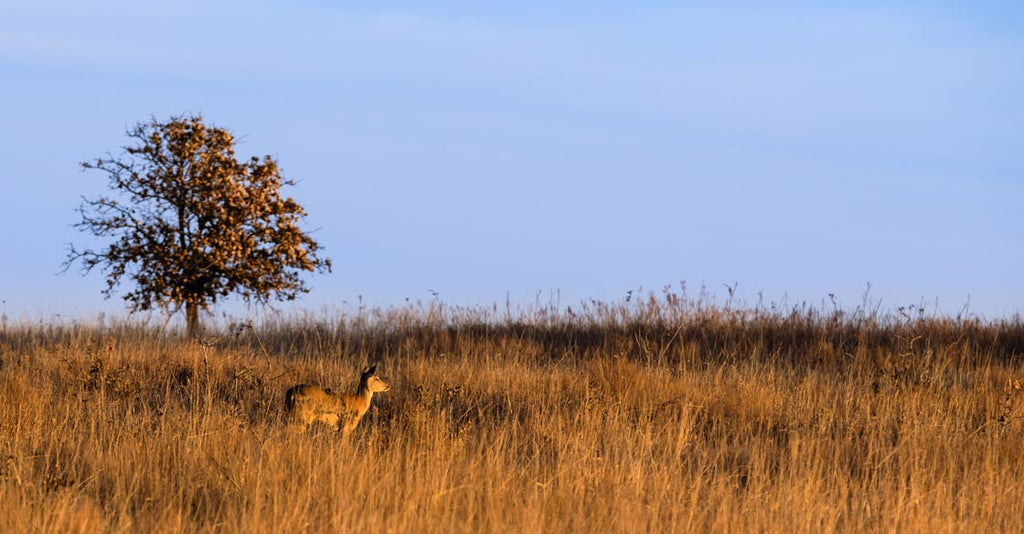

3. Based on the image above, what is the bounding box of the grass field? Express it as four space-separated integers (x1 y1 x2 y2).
2 294 1023 532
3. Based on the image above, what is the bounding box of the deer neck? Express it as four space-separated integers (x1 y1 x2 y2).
352 383 374 413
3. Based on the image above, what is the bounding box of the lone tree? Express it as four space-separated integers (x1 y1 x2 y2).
64 114 331 336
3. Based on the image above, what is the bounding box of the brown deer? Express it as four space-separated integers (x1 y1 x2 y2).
285 365 390 436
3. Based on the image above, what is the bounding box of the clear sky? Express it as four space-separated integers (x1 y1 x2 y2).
1 1 1022 321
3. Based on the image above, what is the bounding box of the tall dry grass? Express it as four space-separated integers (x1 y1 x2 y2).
1 293 1023 532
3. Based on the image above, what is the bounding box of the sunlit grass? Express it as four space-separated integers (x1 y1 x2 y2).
2 293 1023 532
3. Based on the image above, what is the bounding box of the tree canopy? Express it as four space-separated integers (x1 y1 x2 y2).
65 115 331 335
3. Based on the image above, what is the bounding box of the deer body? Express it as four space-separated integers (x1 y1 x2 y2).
285 365 389 436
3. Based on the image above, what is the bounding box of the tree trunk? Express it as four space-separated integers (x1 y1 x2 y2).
185 301 201 338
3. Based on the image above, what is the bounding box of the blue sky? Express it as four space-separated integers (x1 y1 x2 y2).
1 1 1022 320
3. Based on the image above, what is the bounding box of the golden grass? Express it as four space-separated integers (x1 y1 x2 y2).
2 296 1024 532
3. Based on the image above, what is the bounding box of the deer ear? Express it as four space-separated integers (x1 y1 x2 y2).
366 364 377 375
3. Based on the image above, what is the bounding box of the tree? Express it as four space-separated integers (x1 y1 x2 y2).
64 114 331 336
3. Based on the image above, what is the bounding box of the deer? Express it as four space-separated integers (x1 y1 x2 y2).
285 365 390 437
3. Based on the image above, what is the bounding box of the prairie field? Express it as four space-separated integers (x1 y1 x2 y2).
2 295 1024 533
